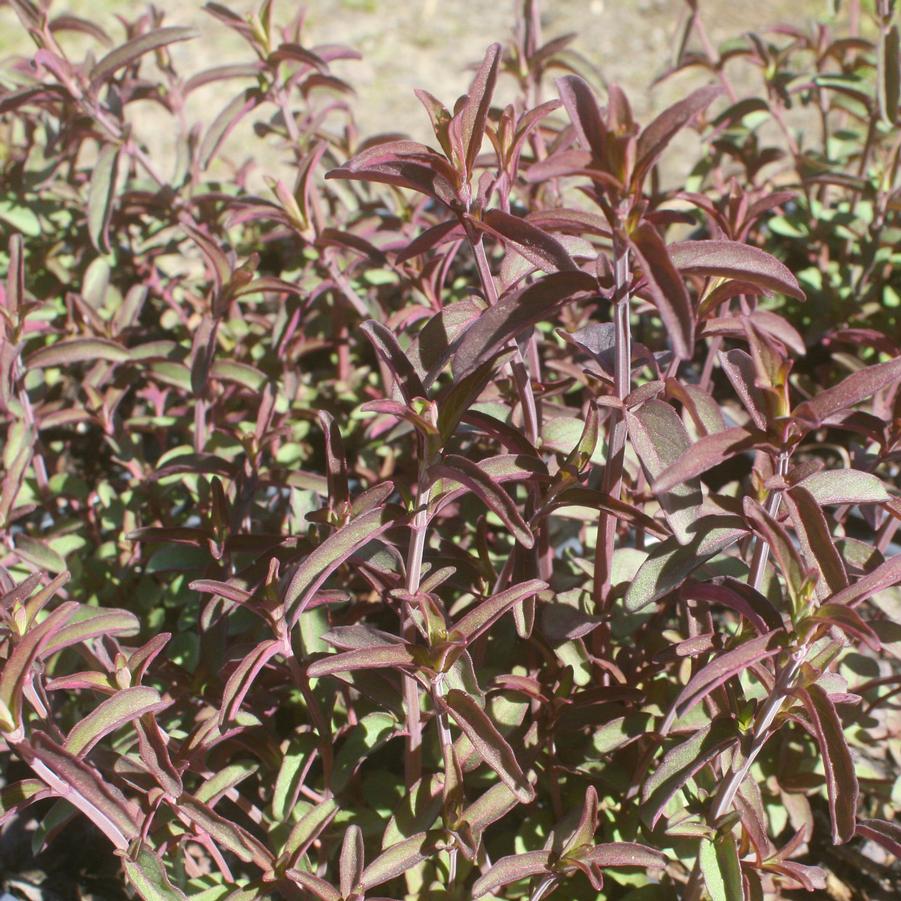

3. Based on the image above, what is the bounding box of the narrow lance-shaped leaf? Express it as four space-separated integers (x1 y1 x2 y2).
219 639 282 724
581 843 665 869
798 683 858 844
282 505 400 624
633 84 722 186
178 794 272 867
784 485 848 599
285 869 341 901
87 143 119 253
306 643 417 678
340 824 365 898
452 270 596 380
64 686 167 756
318 410 349 510
121 846 189 901
682 577 784 634
878 23 900 125
698 832 743 901
476 209 577 273
27 337 129 369
795 468 893 505
793 355 901 425
443 689 534 803
629 222 694 359
0 602 78 736
640 718 738 828
360 319 426 404
626 400 703 544
89 26 197 87
472 850 553 899
430 454 534 548
625 516 748 612
21 732 139 850
359 832 436 892
669 240 805 300
652 426 761 495
661 631 781 734
743 497 808 605
556 74 605 159
451 579 547 643
461 43 501 175
821 554 901 608
6 233 24 316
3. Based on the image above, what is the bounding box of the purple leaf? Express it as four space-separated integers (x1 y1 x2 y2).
795 468 893 505
443 689 534 803
784 485 848 599
823 554 901 608
27 337 129 369
282 505 401 624
360 320 427 404
581 842 666 869
476 209 577 273
20 732 139 850
661 631 782 733
429 454 534 548
461 43 502 176
651 426 762 495
793 355 901 424
64 686 167 757
472 850 552 898
629 222 694 359
219 639 282 724
669 240 805 300
626 400 703 544
89 26 197 87
451 270 596 380
625 516 748 611
359 832 436 892
640 718 738 827
682 577 785 634
556 75 605 159
856 818 901 857
340 824 365 898
306 643 417 678
634 85 722 186
450 579 547 643
87 143 119 254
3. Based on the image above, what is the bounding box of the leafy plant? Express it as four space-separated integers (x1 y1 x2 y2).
0 0 899 899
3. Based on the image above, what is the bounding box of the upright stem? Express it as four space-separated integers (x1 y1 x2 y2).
747 451 789 591
402 465 431 787
593 241 631 608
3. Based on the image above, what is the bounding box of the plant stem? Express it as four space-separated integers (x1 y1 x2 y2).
402 468 431 787
747 451 789 590
593 240 631 608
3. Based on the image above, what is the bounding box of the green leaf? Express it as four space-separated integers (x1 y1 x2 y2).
27 337 129 369
87 143 120 253
122 846 189 901
698 832 743 901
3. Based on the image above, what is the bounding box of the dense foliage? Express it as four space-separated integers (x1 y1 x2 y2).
1 0 899 898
